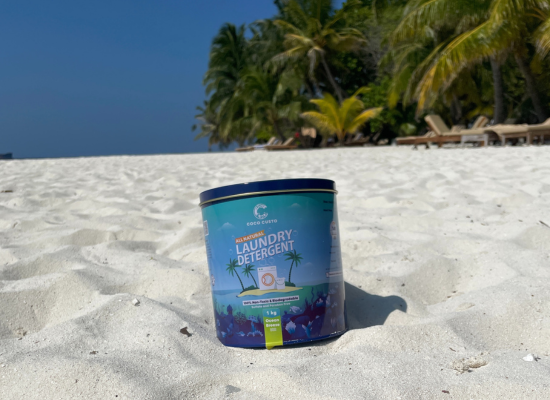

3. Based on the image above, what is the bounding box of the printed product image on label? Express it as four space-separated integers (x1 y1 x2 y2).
202 192 346 348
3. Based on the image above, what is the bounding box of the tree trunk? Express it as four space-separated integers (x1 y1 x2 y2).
515 53 549 122
450 95 463 125
320 55 344 103
490 57 506 123
304 80 314 99
235 271 245 291
273 120 286 142
288 261 294 284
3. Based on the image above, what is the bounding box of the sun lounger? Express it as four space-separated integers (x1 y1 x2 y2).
472 116 490 129
484 118 550 145
396 115 489 148
235 146 255 152
395 131 437 147
344 133 370 147
483 124 530 145
424 115 496 147
235 137 278 152
528 118 550 144
265 137 298 150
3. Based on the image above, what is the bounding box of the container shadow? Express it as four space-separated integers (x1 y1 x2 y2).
345 282 407 330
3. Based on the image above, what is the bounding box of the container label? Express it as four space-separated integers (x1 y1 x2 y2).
202 192 346 348
263 309 283 349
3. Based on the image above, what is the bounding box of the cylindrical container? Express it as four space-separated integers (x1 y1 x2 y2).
199 179 347 349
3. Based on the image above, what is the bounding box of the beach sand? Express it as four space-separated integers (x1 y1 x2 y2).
1 147 549 399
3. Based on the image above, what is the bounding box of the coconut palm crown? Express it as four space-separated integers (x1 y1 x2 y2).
302 87 382 142
284 249 303 285
273 0 365 102
241 264 259 288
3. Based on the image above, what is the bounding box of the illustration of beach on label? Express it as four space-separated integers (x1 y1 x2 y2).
199 179 347 348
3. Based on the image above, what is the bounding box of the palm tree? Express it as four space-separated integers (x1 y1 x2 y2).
388 0 504 120
390 0 550 121
204 23 249 111
192 101 230 151
301 87 382 142
284 249 303 284
226 259 245 292
201 23 254 145
237 67 305 141
273 0 365 102
241 264 258 288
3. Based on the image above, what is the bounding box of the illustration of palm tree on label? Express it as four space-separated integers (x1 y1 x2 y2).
284 249 303 287
226 259 245 292
241 263 259 290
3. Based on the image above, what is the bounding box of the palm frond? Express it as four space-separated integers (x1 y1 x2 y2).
284 0 310 29
415 19 517 111
324 0 362 31
310 94 340 122
390 0 459 44
301 111 337 136
272 46 308 63
535 15 550 58
339 96 364 129
490 0 547 23
346 108 383 134
273 19 304 36
388 65 412 108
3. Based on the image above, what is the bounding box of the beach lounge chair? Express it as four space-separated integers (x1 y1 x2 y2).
484 118 550 145
395 131 437 147
344 133 370 147
396 115 489 148
528 119 550 144
265 137 297 150
424 115 494 147
235 137 278 152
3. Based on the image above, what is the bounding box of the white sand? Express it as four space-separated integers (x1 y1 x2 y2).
1 147 550 399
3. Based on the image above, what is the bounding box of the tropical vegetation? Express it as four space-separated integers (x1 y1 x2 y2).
302 88 382 141
284 249 303 285
194 0 550 148
226 258 245 292
242 263 259 289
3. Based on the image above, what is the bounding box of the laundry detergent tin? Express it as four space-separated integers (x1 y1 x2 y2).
199 179 347 349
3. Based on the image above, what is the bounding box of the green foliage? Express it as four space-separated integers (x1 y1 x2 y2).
242 263 259 288
273 0 366 102
284 249 304 284
387 0 550 121
226 259 245 291
195 0 550 147
302 88 382 141
361 77 419 136
241 285 259 293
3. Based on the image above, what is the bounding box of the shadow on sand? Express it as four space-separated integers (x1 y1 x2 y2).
267 282 407 351
345 282 407 330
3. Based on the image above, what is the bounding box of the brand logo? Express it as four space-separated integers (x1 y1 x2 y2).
261 273 275 286
253 204 268 220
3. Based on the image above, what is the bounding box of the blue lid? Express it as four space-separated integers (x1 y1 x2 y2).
199 178 336 206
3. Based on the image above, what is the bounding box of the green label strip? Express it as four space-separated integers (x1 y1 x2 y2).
263 308 283 349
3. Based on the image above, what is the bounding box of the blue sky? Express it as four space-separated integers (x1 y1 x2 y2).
0 1 279 159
